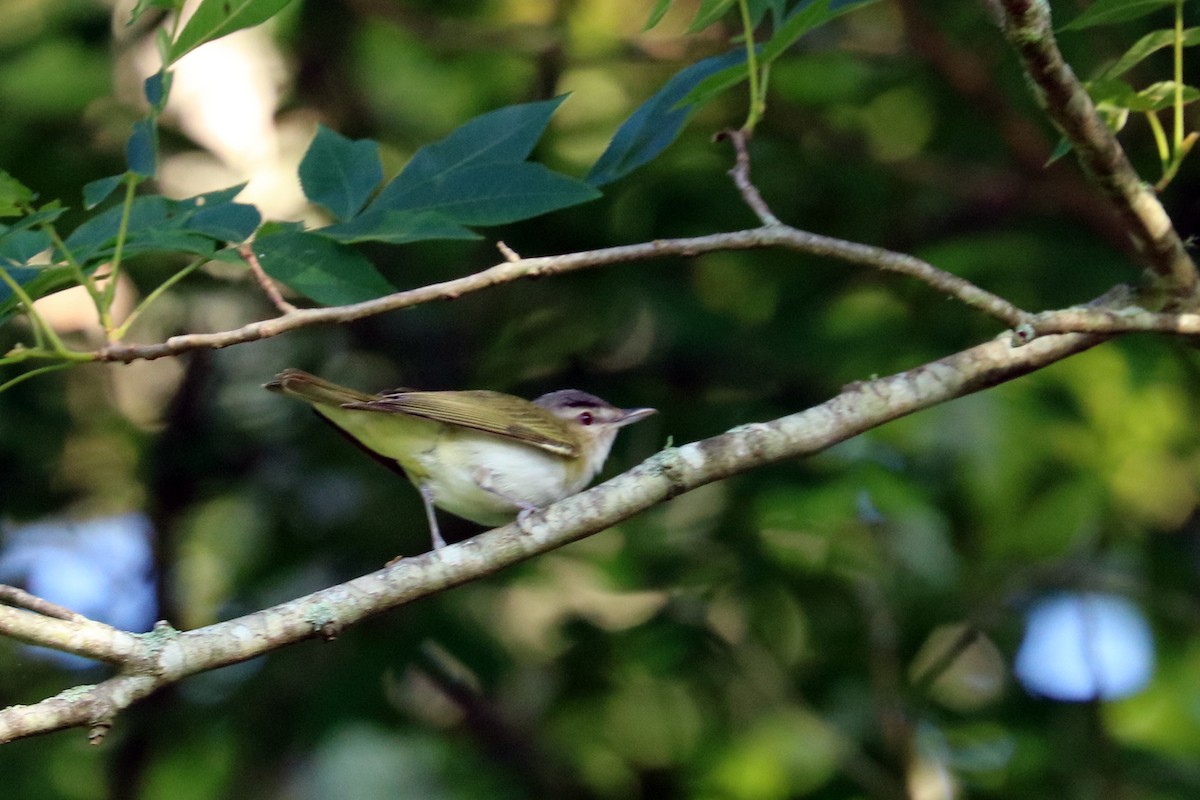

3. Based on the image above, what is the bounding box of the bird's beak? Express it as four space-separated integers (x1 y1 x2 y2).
616 407 657 427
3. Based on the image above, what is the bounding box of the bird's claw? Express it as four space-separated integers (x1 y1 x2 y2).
516 506 542 535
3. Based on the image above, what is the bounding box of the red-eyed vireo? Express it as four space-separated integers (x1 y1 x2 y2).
265 369 656 551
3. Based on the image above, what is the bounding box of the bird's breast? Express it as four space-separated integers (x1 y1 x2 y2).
414 429 589 526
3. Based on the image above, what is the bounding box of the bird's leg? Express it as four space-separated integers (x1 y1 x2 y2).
419 483 447 550
472 468 542 534
513 506 542 535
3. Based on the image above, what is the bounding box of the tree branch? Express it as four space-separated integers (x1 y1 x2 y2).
1 323 1101 743
95 227 1030 364
0 604 148 667
991 0 1200 306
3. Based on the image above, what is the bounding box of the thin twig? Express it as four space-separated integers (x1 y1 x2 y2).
1026 307 1200 337
96 227 1030 363
0 585 87 622
496 241 521 262
239 244 297 314
722 128 781 226
0 603 146 667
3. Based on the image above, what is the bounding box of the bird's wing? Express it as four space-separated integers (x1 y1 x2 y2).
342 391 579 457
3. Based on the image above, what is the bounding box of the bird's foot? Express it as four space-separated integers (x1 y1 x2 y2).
515 505 544 535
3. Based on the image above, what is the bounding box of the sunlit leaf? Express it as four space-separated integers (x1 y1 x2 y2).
644 0 673 30
687 0 738 33
168 0 294 64
0 172 34 218
1060 0 1176 31
1098 27 1200 80
1132 80 1200 111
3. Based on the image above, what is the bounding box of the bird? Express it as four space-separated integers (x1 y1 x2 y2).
264 369 656 551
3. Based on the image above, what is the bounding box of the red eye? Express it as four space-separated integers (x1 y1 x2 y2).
578 411 594 425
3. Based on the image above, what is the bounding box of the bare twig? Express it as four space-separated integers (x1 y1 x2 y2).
0 603 147 667
991 0 1200 306
722 129 781 226
238 244 297 314
0 585 86 622
1026 306 1200 337
496 241 521 262
96 228 1030 363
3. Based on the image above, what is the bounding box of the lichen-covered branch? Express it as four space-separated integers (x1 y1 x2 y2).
991 0 1200 306
0 324 1100 743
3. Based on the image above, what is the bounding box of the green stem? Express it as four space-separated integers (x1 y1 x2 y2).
1174 0 1185 153
111 257 202 341
0 263 73 355
737 0 764 131
1146 111 1171 168
40 221 103 307
0 362 74 394
1157 131 1198 191
99 175 139 334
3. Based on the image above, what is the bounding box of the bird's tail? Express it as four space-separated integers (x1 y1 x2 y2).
263 369 377 407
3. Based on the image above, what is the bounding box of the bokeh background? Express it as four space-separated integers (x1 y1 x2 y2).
1 1 1199 798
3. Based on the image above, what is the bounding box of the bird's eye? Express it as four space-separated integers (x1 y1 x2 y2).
578 411 594 426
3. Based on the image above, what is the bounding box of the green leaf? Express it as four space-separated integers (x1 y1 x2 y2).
1089 77 1200 112
168 0 294 64
644 0 673 30
0 266 75 323
128 0 186 27
64 196 169 263
372 96 569 212
319 210 481 244
253 229 396 305
299 125 383 221
63 187 260 268
675 59 756 111
1132 80 1200 111
144 70 172 111
747 0 788 27
588 50 748 187
126 117 157 177
186 202 261 242
1099 27 1200 81
687 0 738 33
0 171 34 218
0 230 51 267
760 0 877 63
183 183 250 208
1061 0 1176 31
121 229 218 259
4 203 66 235
377 162 599 226
83 175 126 210
759 0 831 63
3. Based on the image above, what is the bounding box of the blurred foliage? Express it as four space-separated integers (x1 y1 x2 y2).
1 0 1200 799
